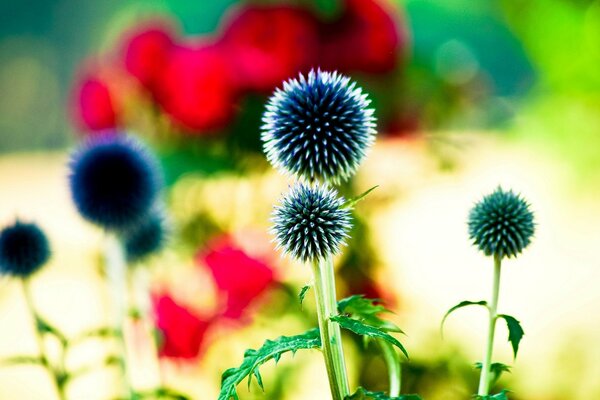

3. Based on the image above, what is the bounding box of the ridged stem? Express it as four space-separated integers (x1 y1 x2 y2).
379 340 401 397
128 267 164 390
104 234 134 399
22 279 67 400
477 255 502 396
311 256 350 400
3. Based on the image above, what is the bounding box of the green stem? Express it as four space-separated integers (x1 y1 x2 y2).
379 340 401 397
311 256 350 400
22 279 67 400
104 234 134 399
477 255 502 396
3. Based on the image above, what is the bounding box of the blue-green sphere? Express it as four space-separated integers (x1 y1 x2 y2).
468 187 535 259
262 70 376 184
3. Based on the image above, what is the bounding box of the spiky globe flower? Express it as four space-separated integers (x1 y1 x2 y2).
69 134 162 231
468 187 535 259
123 210 168 263
272 183 352 262
0 221 50 278
262 69 376 184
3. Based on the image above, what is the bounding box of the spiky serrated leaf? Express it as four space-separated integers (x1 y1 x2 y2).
343 186 379 209
474 389 510 399
337 295 402 333
497 315 524 359
299 285 311 308
474 362 511 386
218 328 321 400
346 387 422 399
441 300 488 336
331 315 408 359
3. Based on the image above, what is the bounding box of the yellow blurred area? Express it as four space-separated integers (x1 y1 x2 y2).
1 133 600 399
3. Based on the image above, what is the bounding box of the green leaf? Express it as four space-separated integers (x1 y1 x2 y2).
331 315 408 359
299 285 311 308
36 317 68 346
338 295 402 333
67 355 122 383
473 389 510 399
218 328 321 400
342 186 379 209
0 356 45 367
441 300 488 336
497 315 524 359
70 327 121 346
346 387 422 400
474 362 511 386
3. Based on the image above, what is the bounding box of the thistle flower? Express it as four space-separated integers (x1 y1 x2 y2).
468 187 535 259
272 183 352 262
69 134 162 231
123 211 168 263
262 70 376 183
0 221 50 278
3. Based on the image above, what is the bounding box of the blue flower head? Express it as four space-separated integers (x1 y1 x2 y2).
0 221 50 278
69 134 162 232
123 210 168 263
468 187 535 259
262 70 376 184
272 183 352 262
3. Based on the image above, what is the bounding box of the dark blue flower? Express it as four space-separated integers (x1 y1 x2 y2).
0 221 50 278
272 183 352 262
123 210 168 263
69 134 162 231
468 187 535 259
262 70 376 183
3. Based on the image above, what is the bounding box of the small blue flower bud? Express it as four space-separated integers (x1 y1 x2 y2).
272 183 352 262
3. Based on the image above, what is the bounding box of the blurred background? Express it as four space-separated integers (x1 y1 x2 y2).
1 0 600 399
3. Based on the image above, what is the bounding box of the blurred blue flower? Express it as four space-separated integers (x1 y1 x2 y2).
123 209 168 263
69 134 162 231
0 221 50 278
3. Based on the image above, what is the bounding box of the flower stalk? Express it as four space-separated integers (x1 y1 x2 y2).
477 254 502 396
379 340 401 397
22 279 67 400
311 256 350 400
104 234 134 398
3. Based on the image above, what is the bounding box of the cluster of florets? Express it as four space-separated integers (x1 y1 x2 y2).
272 183 351 262
468 187 535 259
264 70 376 262
262 70 376 184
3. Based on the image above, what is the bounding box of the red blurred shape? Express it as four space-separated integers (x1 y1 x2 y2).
71 70 119 132
123 22 176 95
153 294 213 359
219 5 319 92
155 44 237 133
320 0 405 73
200 238 276 319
